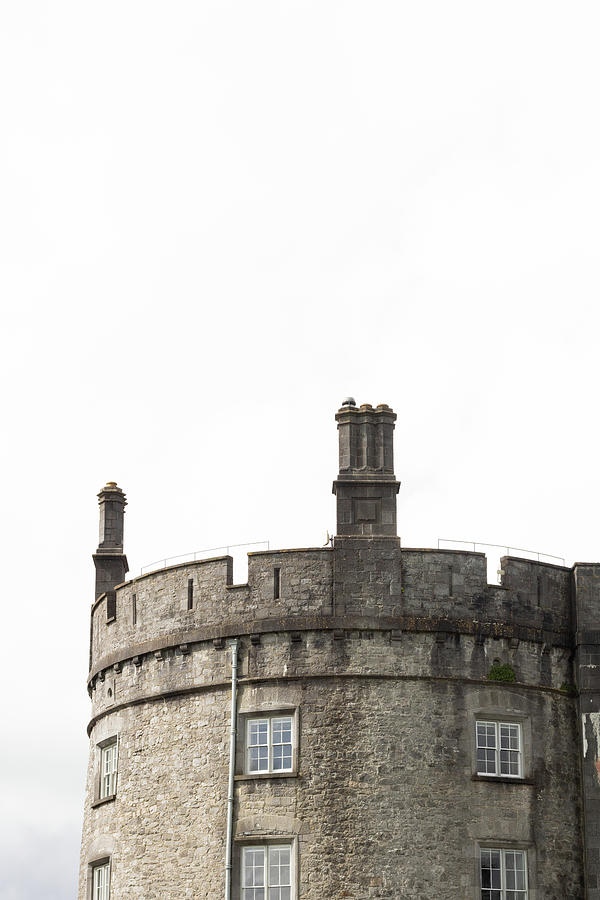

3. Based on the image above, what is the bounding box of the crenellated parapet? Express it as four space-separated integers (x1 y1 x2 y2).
88 542 576 706
89 548 334 679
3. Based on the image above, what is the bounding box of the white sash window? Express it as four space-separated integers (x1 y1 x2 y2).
480 848 527 899
247 716 293 774
243 845 292 900
92 861 110 900
100 740 118 798
476 721 521 778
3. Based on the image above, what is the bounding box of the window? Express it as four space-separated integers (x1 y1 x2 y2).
476 721 521 777
480 848 527 899
106 592 116 622
100 739 118 798
247 716 293 773
92 861 110 900
243 845 292 900
237 708 298 779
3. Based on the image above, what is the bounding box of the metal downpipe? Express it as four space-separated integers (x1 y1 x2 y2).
225 639 239 900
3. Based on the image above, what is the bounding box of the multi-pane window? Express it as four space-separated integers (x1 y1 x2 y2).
247 716 293 774
100 740 118 798
92 861 110 900
480 848 527 899
476 721 521 777
242 845 292 900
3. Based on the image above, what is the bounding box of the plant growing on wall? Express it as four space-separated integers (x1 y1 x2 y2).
487 663 516 683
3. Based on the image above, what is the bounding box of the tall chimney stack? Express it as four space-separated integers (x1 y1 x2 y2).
93 482 128 600
332 400 400 537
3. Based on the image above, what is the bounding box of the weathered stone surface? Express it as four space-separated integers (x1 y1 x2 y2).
80 634 583 898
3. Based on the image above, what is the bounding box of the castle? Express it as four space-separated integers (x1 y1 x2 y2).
79 400 600 899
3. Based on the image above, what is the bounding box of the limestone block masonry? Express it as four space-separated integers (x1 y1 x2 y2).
79 400 600 899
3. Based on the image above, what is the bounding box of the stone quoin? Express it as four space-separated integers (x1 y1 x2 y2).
79 401 600 899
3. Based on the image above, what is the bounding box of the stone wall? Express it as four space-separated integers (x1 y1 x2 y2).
80 543 586 899
80 625 583 899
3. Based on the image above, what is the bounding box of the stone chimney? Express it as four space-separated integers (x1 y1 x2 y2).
332 400 400 537
93 482 129 600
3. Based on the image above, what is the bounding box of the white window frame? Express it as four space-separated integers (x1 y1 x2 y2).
92 860 110 900
98 737 118 799
476 720 522 778
242 844 293 900
246 715 294 774
480 847 528 899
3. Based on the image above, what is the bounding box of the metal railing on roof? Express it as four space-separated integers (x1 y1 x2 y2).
140 541 270 575
437 538 565 566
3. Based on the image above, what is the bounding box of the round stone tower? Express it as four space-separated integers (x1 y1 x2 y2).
79 402 599 899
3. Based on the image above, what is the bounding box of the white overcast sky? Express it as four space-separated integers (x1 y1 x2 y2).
2 2 600 897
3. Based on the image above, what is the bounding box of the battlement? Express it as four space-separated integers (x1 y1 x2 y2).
89 548 333 677
88 543 575 684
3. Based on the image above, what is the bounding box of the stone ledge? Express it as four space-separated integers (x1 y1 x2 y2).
88 614 574 685
234 772 299 782
471 774 536 786
91 794 116 809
